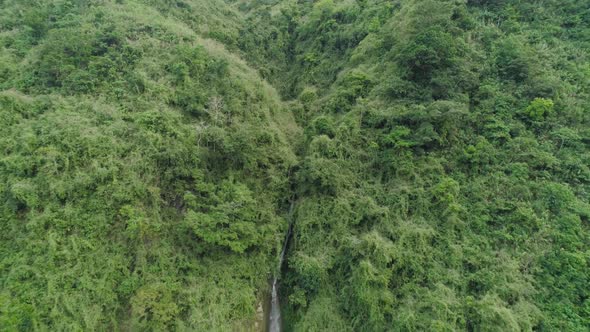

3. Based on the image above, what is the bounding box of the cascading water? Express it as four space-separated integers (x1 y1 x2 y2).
268 201 295 332
269 278 281 332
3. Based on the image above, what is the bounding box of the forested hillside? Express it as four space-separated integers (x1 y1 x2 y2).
1 0 589 331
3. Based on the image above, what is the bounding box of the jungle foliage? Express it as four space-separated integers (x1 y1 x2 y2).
1 0 589 331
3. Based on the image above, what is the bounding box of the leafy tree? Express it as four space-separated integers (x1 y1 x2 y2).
524 97 555 121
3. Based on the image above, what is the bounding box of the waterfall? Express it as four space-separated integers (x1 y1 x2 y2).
269 278 281 332
268 201 295 332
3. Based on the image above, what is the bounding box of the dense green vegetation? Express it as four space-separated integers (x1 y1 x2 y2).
1 0 589 331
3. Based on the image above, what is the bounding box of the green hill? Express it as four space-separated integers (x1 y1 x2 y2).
1 0 588 331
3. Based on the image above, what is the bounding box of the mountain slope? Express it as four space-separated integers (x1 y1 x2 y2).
235 0 590 330
0 1 297 330
1 0 589 331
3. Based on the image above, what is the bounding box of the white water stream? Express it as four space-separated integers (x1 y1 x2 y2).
268 201 294 332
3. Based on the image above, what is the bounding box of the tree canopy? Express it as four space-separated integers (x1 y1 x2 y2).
1 0 589 331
